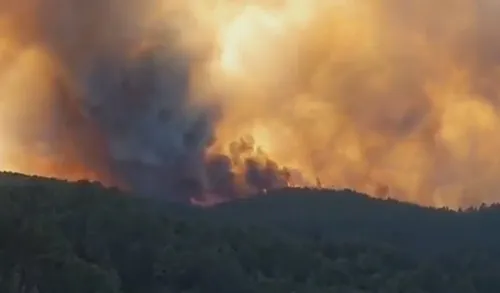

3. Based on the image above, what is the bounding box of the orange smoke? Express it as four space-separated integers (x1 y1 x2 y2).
1 0 500 208
0 26 115 185
189 0 500 208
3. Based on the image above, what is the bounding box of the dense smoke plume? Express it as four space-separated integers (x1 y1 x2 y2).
1 0 500 207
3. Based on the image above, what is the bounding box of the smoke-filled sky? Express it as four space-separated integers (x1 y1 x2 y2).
1 0 500 207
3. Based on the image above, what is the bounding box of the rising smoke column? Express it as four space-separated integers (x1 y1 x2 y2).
0 0 292 201
203 0 500 208
2 0 500 207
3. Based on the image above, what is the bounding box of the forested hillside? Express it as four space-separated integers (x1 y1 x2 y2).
212 188 500 254
1 172 500 293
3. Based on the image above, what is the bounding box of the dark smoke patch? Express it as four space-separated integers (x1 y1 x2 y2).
245 158 290 191
205 154 238 198
203 136 292 200
78 45 220 200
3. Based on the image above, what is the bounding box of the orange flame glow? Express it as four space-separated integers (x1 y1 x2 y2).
1 0 500 208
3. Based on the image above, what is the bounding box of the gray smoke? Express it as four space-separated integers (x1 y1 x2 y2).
0 0 293 201
81 48 217 199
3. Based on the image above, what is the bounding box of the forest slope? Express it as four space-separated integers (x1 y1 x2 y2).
212 188 500 254
0 172 500 293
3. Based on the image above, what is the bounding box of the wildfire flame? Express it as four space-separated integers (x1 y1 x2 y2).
0 0 500 208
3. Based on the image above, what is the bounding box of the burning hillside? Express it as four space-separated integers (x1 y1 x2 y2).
1 0 500 208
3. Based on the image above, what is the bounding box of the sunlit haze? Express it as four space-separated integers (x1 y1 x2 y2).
0 0 499 208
